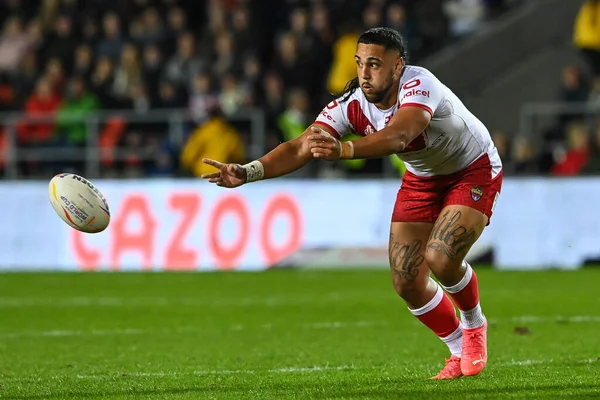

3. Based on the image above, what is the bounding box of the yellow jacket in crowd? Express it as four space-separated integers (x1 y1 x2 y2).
327 32 360 95
574 1 600 51
181 117 246 177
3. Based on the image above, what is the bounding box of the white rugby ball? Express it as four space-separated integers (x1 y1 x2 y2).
48 173 110 233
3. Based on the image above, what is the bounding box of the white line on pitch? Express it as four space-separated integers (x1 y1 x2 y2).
2 359 596 382
1 315 599 339
0 321 386 339
0 293 379 308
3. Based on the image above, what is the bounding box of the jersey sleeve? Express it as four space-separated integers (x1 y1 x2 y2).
313 98 351 139
398 75 444 117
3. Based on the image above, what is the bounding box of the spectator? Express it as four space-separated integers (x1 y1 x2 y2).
239 55 261 105
81 18 99 47
385 3 416 49
96 13 124 62
363 6 382 30
17 77 62 144
231 7 258 57
273 32 305 90
212 32 236 78
573 0 600 77
560 66 589 103
72 44 94 82
25 18 44 53
11 52 38 108
189 72 219 123
135 7 165 47
219 73 248 116
162 32 205 91
289 8 314 57
90 56 118 109
130 82 151 113
42 14 77 70
512 137 539 175
327 23 360 95
278 88 310 144
550 66 590 140
36 0 60 33
163 7 187 55
310 5 335 104
141 44 163 104
55 77 100 146
155 80 186 109
443 0 486 39
551 123 591 176
260 72 286 146
180 106 246 177
44 57 65 94
112 44 142 101
0 16 34 73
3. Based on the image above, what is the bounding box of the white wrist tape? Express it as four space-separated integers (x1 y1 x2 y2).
243 160 264 183
340 141 354 159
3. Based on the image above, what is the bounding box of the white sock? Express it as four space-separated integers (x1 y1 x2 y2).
441 324 463 357
459 302 486 329
442 261 486 329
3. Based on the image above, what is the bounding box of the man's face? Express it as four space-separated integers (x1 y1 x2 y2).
355 43 402 104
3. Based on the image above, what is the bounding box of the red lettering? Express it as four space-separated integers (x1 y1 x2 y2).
71 230 101 271
260 194 303 266
164 192 201 270
110 194 156 270
403 89 430 99
209 194 250 270
403 79 421 90
320 110 337 123
326 99 339 110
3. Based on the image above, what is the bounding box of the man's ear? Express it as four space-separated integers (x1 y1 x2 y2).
395 58 404 78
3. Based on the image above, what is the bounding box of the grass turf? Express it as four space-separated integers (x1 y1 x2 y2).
0 268 598 399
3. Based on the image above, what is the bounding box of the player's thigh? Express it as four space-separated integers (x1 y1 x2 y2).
426 156 503 265
426 205 487 264
389 221 434 292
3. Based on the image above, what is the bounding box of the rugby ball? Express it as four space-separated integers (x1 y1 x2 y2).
48 173 110 233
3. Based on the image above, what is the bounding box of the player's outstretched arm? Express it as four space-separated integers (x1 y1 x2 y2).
309 107 431 160
201 124 337 188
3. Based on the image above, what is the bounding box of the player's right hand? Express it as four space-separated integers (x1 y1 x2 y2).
200 159 247 188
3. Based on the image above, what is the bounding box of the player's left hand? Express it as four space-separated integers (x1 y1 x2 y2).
307 126 341 160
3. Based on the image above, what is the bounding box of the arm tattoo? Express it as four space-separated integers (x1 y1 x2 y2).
389 233 424 283
427 210 476 260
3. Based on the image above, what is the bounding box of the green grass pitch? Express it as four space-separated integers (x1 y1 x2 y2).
0 268 599 399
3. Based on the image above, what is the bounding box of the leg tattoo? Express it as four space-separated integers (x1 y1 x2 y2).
389 233 424 282
427 210 476 260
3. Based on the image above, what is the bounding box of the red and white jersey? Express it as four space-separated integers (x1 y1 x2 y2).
314 65 502 177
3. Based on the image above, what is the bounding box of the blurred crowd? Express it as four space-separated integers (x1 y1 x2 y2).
0 0 517 178
493 0 600 177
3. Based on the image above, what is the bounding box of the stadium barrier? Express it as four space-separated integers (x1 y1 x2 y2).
1 177 598 271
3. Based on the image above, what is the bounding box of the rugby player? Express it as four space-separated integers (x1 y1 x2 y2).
201 27 502 380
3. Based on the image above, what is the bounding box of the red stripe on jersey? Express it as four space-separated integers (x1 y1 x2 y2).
313 121 341 139
400 102 434 117
348 99 376 136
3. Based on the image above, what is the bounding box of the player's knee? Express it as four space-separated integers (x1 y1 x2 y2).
424 245 450 275
391 269 428 302
424 243 461 285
